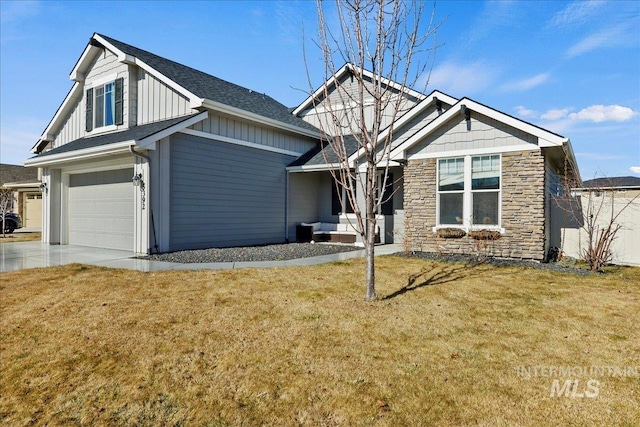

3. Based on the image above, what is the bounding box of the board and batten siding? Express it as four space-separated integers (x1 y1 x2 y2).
53 48 130 148
136 69 192 125
407 113 539 157
189 113 318 155
169 133 295 250
299 74 420 136
54 99 84 147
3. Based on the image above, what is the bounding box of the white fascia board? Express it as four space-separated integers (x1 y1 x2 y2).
32 82 84 153
181 128 303 157
137 111 209 149
292 64 352 116
346 90 460 166
70 44 102 82
201 99 324 139
389 100 462 160
560 138 581 180
24 141 135 167
92 34 203 108
390 98 568 161
356 160 402 172
134 59 202 107
2 181 40 189
357 66 426 100
286 163 341 172
407 144 540 161
466 101 568 147
292 63 427 116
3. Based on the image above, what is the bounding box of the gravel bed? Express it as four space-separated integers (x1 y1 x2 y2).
145 242 360 263
398 252 594 276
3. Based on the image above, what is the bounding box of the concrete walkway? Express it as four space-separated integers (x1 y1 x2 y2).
0 241 403 273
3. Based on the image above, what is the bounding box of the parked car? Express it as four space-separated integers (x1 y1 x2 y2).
2 212 22 234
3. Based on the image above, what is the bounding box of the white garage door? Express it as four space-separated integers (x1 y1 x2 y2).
68 168 134 251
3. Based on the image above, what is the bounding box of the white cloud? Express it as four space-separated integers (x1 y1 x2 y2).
426 60 500 95
566 23 635 58
569 105 637 123
549 0 605 28
499 73 550 93
630 166 640 174
514 106 537 119
541 108 570 121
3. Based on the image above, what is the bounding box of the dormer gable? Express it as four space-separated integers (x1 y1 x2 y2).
293 63 426 137
33 33 321 155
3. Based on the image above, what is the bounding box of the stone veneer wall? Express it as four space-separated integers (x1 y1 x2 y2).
403 150 546 260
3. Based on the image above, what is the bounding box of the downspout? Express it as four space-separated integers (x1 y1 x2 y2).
129 145 150 161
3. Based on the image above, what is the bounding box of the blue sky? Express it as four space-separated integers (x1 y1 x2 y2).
1 0 638 179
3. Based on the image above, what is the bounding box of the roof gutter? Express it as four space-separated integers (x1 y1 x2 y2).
24 141 135 167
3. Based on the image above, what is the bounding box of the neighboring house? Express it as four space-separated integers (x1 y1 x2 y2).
26 33 579 261
561 176 640 266
0 163 42 229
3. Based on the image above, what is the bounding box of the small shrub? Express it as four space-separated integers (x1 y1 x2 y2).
469 230 501 241
437 228 466 239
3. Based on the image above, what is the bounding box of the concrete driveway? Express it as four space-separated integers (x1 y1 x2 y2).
0 242 398 273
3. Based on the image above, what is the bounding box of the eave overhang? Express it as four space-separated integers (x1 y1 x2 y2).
24 141 136 167
389 98 570 162
293 63 427 116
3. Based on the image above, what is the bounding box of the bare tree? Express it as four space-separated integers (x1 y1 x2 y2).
557 174 639 272
0 188 13 238
305 0 439 300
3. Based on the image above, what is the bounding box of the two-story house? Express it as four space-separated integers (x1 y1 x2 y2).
26 33 579 261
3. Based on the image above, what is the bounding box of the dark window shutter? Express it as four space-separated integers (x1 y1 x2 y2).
85 88 93 132
381 173 394 215
114 77 124 125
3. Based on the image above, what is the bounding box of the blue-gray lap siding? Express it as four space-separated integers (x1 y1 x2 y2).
169 133 293 250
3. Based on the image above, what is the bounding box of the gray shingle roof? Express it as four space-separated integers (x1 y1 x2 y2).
0 163 38 184
582 176 640 189
289 135 360 167
97 34 319 134
31 114 199 158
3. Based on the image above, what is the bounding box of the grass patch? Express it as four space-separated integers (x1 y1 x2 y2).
0 232 41 243
1 257 638 426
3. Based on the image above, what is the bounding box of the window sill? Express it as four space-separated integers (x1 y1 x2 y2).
87 125 118 136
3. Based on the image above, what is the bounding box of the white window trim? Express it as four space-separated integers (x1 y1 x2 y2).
87 73 120 133
85 73 118 89
434 153 504 234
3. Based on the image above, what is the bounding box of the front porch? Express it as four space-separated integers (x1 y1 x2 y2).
287 167 405 246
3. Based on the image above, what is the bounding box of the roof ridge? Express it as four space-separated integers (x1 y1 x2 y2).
96 34 288 106
94 33 320 134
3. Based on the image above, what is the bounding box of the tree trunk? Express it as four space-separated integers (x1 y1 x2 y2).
364 164 377 301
